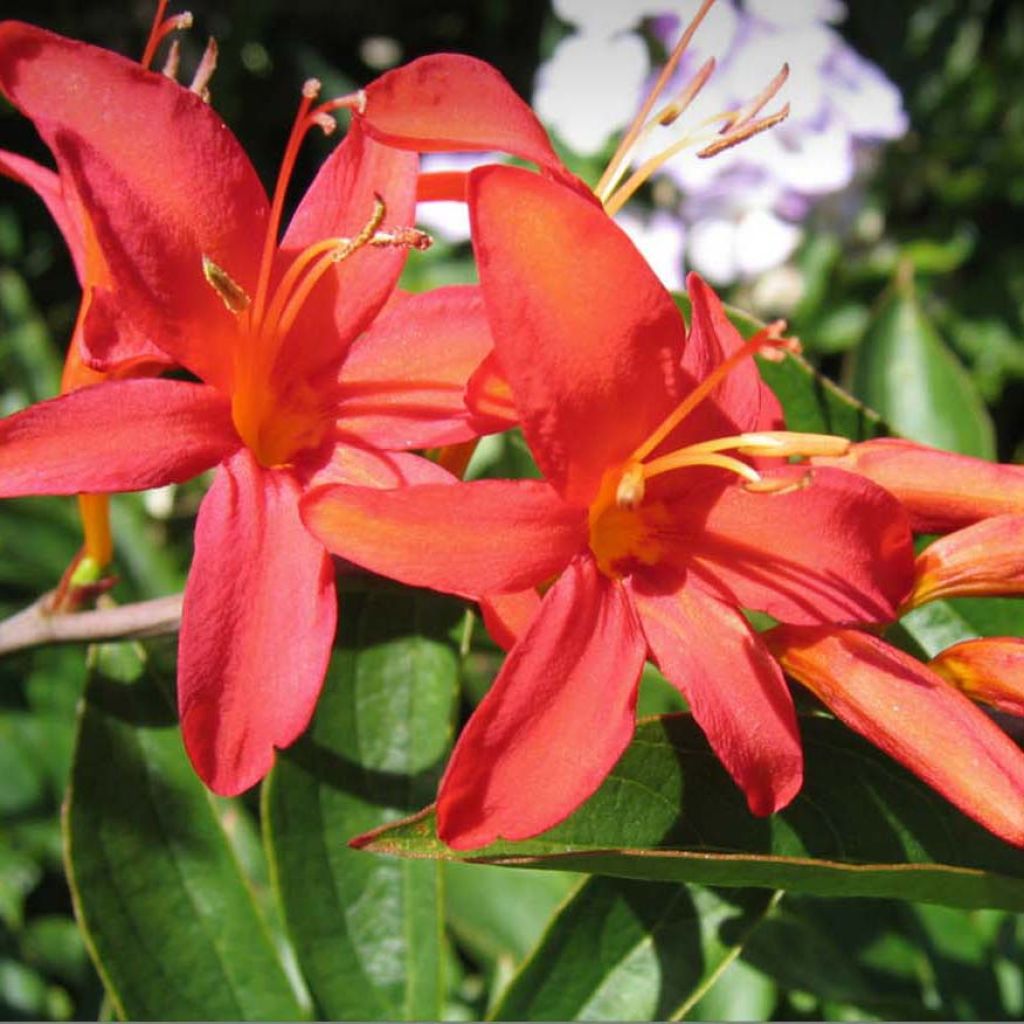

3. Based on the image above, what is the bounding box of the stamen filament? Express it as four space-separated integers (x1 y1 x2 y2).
594 0 717 203
657 57 716 128
190 36 219 99
270 198 386 343
719 63 789 133
630 322 792 464
249 79 322 333
642 451 763 485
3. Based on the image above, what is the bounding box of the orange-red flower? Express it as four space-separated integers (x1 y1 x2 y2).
303 167 915 849
0 22 521 794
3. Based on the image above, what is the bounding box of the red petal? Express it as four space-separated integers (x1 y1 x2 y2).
299 442 454 490
0 22 269 388
676 466 914 625
471 166 685 504
336 285 495 448
0 379 237 496
276 119 418 386
768 626 1024 847
363 55 574 185
810 438 1024 533
909 514 1024 607
179 450 336 795
929 638 1024 717
417 170 467 203
630 579 802 815
302 478 584 597
671 273 783 445
438 556 646 848
479 589 541 651
465 350 519 433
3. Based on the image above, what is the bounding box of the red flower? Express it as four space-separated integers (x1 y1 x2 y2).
303 167 915 849
0 22 515 794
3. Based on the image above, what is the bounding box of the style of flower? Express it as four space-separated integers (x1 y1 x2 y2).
0 20 532 795
302 166 915 849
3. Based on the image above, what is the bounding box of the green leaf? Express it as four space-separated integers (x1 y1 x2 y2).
491 879 778 1021
264 592 462 1021
357 714 1024 911
673 293 885 441
850 270 995 457
64 642 304 1021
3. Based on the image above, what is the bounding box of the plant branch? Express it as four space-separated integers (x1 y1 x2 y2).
0 592 183 657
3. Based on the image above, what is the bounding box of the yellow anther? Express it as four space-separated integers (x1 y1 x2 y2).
202 255 251 314
615 463 646 509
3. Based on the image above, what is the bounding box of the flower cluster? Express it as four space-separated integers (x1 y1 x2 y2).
1 4 1023 856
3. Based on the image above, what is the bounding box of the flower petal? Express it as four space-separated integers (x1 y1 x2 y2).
630 578 802 815
335 285 495 448
470 166 685 504
276 119 419 386
0 22 269 388
678 466 914 625
438 555 646 848
362 54 576 185
929 638 1024 717
179 450 336 795
810 438 1024 533
768 626 1024 847
302 478 584 597
0 379 237 496
479 589 541 651
908 514 1024 608
671 273 784 445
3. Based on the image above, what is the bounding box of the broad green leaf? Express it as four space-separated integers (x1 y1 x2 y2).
673 293 885 441
491 879 778 1021
444 862 579 966
358 714 1024 911
685 957 777 1021
264 592 461 1021
850 271 995 457
64 642 303 1022
900 596 1024 659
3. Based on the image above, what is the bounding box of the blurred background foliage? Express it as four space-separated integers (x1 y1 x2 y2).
0 0 1022 1019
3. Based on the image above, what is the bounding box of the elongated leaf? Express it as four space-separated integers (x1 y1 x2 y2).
263 592 461 1020
674 294 885 441
850 272 995 457
357 713 1024 911
492 879 777 1021
63 642 304 1021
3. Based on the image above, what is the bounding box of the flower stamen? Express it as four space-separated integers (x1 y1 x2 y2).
140 0 193 71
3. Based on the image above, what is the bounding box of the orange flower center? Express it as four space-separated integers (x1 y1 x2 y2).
587 325 850 579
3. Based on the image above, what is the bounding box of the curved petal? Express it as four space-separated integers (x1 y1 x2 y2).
929 638 1024 717
677 466 914 626
299 441 455 490
630 578 802 815
0 148 84 278
276 119 419 386
179 450 336 795
810 438 1024 533
768 626 1024 847
302 478 585 597
0 22 269 387
909 514 1024 608
438 555 646 848
362 54 577 187
670 272 784 445
0 379 237 496
336 285 495 448
470 166 686 504
465 350 518 432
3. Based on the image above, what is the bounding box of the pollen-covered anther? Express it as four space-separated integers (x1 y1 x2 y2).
202 255 251 314
370 226 433 251
734 432 851 458
744 471 813 495
615 462 646 509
